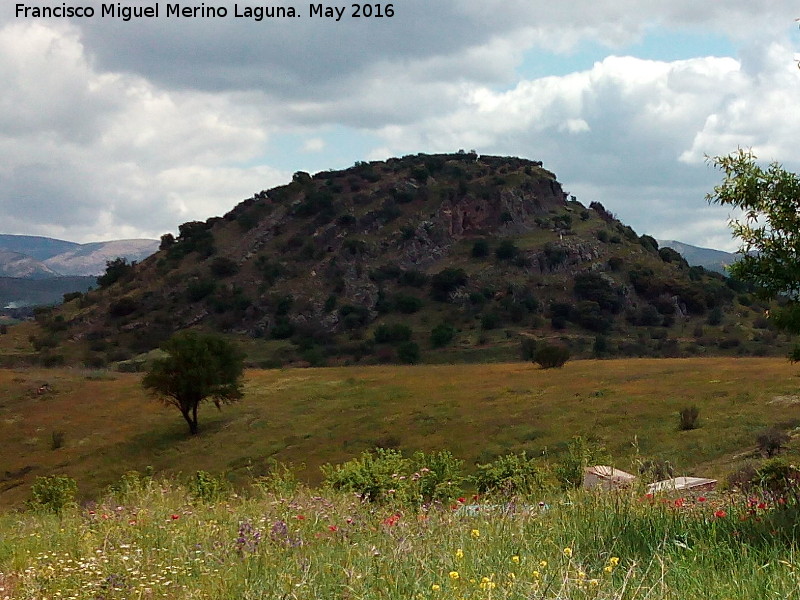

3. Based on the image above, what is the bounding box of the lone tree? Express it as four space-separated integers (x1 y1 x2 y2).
142 331 245 435
707 150 800 347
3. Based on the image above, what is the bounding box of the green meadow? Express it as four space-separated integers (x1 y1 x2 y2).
2 357 800 507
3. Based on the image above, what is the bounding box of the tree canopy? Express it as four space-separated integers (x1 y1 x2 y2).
142 331 245 434
707 149 800 334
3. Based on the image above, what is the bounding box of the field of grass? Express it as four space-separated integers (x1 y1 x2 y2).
2 477 800 599
2 357 800 510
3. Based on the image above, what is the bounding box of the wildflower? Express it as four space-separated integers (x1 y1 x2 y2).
757 502 767 510
590 579 600 586
532 570 541 579
511 555 520 564
455 548 464 560
170 514 180 520
295 515 306 520
674 498 685 508
458 497 466 504
697 496 707 502
563 547 573 558
604 565 613 573
471 529 480 539
431 584 441 591
479 577 496 590
539 560 548 568
608 557 619 567
449 571 460 580
714 509 727 518
328 525 338 532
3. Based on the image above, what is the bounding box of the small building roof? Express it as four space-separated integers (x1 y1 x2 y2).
646 477 717 494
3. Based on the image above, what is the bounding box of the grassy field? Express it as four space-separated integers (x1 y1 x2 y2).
2 479 800 599
2 357 800 510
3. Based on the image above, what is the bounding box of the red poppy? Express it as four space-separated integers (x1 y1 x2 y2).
458 497 466 504
171 514 180 520
295 515 306 520
757 502 767 510
382 514 400 527
714 509 727 518
328 525 338 532
697 496 706 502
674 498 685 508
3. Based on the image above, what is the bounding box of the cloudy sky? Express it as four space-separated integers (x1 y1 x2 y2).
1 2 798 250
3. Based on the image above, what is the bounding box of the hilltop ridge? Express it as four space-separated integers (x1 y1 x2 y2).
9 152 785 367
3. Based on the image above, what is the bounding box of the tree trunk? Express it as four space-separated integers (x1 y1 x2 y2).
181 407 199 435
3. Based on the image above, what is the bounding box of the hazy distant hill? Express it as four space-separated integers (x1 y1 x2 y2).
0 250 61 279
18 151 782 366
43 239 160 276
0 234 79 261
658 240 738 275
0 235 158 309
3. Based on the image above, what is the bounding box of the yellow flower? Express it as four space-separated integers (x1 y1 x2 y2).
455 548 464 560
563 547 573 558
471 529 480 539
532 570 541 579
479 577 496 591
604 565 613 573
578 571 586 579
539 560 548 568
449 571 460 580
431 584 441 591
511 555 520 564
590 579 600 586
507 572 516 580
608 556 620 567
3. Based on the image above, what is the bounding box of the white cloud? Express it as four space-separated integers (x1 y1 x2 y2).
0 2 798 249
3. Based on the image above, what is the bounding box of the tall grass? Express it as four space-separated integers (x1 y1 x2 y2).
2 474 800 599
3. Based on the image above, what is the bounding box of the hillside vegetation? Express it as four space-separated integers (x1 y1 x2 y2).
2 358 800 509
2 152 787 369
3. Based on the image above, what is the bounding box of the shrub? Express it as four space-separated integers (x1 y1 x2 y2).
27 475 77 514
430 322 456 348
187 279 216 302
97 257 135 288
756 427 790 458
397 341 420 364
754 458 800 494
678 405 700 431
188 470 229 503
553 436 609 490
322 448 411 503
411 450 464 503
534 344 570 369
374 323 412 344
473 452 548 496
430 268 467 301
495 239 518 261
108 296 139 318
394 294 423 314
471 239 489 258
519 337 538 360
209 256 239 278
398 270 428 288
50 430 66 450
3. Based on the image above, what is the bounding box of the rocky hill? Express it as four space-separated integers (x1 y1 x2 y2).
15 152 785 367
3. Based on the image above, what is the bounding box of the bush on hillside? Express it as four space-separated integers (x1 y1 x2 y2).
756 427 790 458
533 344 570 369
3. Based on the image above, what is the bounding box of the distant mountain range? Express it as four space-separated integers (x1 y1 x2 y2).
0 235 159 278
657 240 738 275
0 235 159 309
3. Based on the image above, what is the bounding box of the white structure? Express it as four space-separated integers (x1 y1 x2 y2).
583 465 638 490
646 477 717 494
